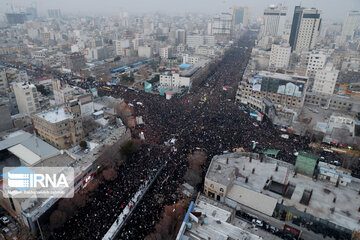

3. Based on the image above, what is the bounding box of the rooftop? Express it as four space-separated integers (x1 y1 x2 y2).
0 130 59 166
180 195 263 240
207 153 360 231
35 106 73 123
258 71 308 82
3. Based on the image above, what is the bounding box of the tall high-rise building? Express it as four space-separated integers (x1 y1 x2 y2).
48 9 62 19
210 13 232 36
26 7 37 21
176 29 186 45
339 11 360 43
232 7 248 28
289 6 321 53
262 4 287 37
5 13 27 25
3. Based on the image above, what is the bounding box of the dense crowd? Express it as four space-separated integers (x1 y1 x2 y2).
51 32 313 239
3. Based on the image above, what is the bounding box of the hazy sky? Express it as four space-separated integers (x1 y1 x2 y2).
1 0 359 21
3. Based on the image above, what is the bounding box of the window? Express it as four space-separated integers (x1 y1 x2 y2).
210 184 214 188
220 188 224 192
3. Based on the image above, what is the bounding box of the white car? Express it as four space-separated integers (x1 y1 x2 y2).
1 216 10 224
2 227 9 234
252 219 263 227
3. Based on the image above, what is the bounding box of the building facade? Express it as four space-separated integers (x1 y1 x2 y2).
289 6 322 53
236 71 308 111
12 82 40 115
262 4 287 37
339 11 360 43
33 101 83 149
313 65 339 95
306 51 328 79
232 7 248 28
269 44 291 69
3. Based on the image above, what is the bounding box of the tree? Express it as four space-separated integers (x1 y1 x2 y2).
149 75 160 83
122 75 135 82
102 167 118 181
49 210 67 230
120 140 134 158
36 84 50 96
140 70 149 79
79 141 87 150
187 151 206 173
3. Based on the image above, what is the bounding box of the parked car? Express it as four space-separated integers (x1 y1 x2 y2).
1 227 9 234
252 219 263 227
0 217 9 225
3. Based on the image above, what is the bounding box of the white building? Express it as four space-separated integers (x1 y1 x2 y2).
339 11 360 43
195 46 216 57
289 7 322 53
159 46 173 59
204 35 216 46
137 46 152 58
52 79 75 106
313 64 339 95
210 13 232 36
269 44 291 69
12 82 40 115
306 51 328 79
114 39 130 56
160 73 191 89
186 35 204 48
262 4 287 37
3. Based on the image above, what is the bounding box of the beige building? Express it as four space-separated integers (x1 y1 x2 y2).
313 64 339 95
269 44 291 70
33 100 83 149
12 82 41 115
236 71 308 111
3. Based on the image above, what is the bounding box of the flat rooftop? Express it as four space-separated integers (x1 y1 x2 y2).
209 153 360 231
35 106 73 123
182 195 262 240
0 130 59 166
258 71 308 82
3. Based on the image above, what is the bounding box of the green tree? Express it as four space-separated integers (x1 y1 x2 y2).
120 140 134 158
149 75 160 83
79 141 87 150
36 84 50 96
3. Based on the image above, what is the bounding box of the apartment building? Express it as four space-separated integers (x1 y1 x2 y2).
306 51 328 79
12 82 41 115
313 65 339 95
269 44 291 70
262 4 287 37
33 100 83 149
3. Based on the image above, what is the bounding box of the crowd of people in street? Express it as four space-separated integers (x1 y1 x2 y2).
52 32 314 239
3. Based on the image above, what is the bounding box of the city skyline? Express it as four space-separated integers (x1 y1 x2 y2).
0 0 359 21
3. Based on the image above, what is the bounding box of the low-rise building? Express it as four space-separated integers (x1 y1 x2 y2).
204 152 359 235
176 195 262 240
236 71 308 114
33 101 83 149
